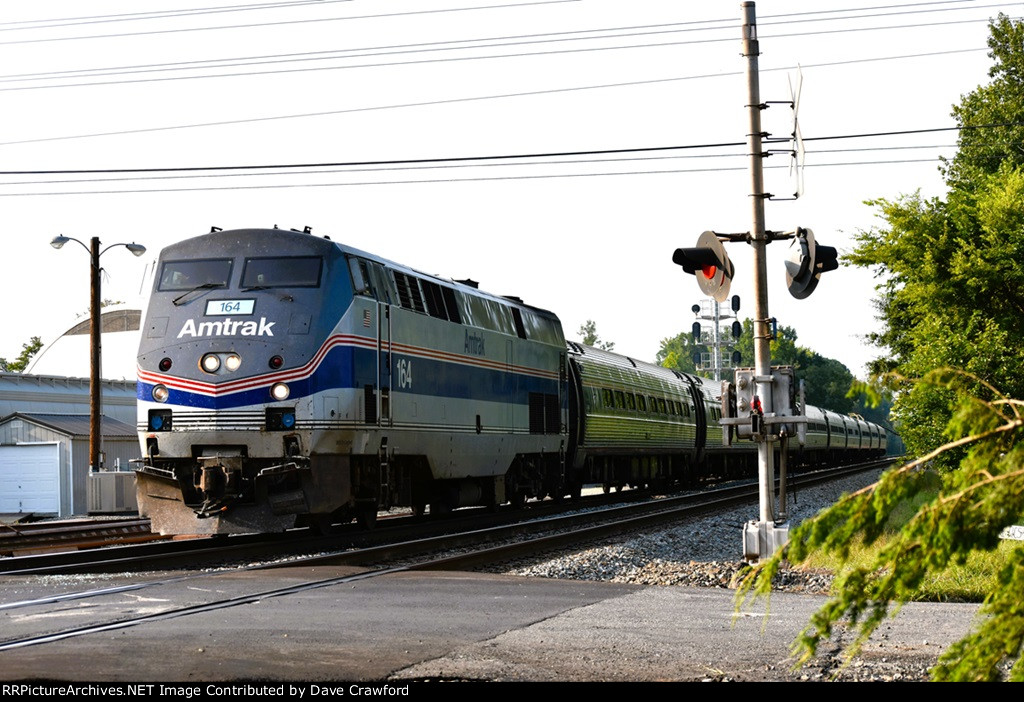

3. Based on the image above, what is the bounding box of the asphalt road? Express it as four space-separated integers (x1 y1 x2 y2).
0 565 981 682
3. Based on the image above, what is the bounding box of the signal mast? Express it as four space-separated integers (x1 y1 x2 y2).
671 2 838 562
690 295 742 382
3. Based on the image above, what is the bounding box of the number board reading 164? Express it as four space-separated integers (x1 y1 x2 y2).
205 299 255 316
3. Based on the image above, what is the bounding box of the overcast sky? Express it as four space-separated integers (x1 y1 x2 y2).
0 0 1009 378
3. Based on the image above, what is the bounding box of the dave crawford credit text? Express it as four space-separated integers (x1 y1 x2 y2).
2 684 411 698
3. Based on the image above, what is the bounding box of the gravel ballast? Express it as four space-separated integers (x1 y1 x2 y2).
498 473 879 593
462 470 987 681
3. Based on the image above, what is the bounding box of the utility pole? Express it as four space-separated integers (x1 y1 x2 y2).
51 235 147 473
740 1 785 557
673 3 839 561
89 236 102 473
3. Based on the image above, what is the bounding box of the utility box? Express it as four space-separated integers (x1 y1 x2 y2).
88 471 138 514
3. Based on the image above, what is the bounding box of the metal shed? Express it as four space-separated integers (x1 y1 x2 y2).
0 372 137 426
0 413 140 518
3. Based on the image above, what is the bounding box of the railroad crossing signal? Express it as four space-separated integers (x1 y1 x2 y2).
672 230 734 302
784 227 838 299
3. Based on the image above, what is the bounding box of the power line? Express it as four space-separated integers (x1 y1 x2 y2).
0 46 988 148
0 157 952 198
6 2 1002 84
0 15 1002 93
0 71 739 147
0 0 980 33
0 0 580 46
0 148 959 187
0 126 982 177
0 143 745 176
0 22 739 85
0 1 355 31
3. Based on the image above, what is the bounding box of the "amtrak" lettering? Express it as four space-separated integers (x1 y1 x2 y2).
177 317 276 338
464 330 485 355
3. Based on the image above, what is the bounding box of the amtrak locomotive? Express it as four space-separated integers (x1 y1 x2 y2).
135 227 889 534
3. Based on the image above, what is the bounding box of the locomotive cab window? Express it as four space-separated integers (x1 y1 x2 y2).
158 258 233 291
348 257 394 303
242 256 322 288
348 258 372 295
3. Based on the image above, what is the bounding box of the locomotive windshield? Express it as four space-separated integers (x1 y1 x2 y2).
241 256 322 289
158 259 232 291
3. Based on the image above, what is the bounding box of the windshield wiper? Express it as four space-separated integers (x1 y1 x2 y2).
172 282 223 306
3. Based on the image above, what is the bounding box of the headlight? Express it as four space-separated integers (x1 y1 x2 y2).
225 353 242 371
271 382 290 401
152 384 169 403
200 353 221 373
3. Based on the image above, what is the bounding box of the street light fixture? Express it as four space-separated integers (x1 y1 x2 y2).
50 235 146 473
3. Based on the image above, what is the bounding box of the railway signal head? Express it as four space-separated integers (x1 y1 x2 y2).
785 227 839 299
672 230 734 302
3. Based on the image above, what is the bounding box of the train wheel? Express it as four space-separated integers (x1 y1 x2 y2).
509 490 526 510
411 503 426 517
356 505 378 530
430 501 452 516
569 482 583 501
308 515 339 535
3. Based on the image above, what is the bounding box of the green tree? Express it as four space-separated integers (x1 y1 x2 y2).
946 14 1024 189
577 319 615 351
658 319 859 414
0 336 43 373
740 374 1024 680
741 15 1024 681
656 329 703 375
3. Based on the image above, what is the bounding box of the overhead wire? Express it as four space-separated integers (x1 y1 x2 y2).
0 44 988 148
0 155 954 198
0 0 581 46
0 150 957 189
0 1 358 31
0 1 357 31
0 125 999 195
0 0 1010 85
0 127 983 177
0 0 1004 187
0 13 1005 92
0 0 980 33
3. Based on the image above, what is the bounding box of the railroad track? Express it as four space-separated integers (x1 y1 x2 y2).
0 458 893 653
0 458 893 576
0 518 166 557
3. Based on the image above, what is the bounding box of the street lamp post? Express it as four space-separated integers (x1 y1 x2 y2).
50 235 146 472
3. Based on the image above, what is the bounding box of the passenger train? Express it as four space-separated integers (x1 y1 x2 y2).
134 227 891 534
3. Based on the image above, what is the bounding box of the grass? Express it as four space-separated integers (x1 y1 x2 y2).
796 471 1021 603
799 538 1016 602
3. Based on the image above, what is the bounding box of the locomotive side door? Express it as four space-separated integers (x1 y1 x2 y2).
377 300 392 427
350 255 394 428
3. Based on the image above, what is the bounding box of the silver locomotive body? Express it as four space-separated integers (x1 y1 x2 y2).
136 228 566 534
